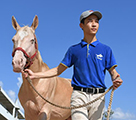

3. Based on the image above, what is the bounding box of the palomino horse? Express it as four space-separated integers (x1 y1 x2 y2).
12 15 72 120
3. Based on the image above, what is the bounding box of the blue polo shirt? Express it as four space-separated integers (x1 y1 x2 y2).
61 40 117 89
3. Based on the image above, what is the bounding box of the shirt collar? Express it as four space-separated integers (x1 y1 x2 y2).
81 39 100 47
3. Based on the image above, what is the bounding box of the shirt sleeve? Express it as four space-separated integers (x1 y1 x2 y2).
61 47 73 68
105 47 117 70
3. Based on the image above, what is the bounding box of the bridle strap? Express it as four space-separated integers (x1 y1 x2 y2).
12 47 29 58
12 35 38 69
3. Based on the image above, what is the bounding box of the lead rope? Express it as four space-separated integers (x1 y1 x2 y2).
107 88 114 120
26 76 114 119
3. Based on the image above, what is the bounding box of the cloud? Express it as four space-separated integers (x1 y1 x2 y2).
112 108 136 120
7 90 16 102
0 81 3 87
17 74 23 88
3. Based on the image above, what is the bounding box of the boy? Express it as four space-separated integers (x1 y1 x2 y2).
23 10 123 120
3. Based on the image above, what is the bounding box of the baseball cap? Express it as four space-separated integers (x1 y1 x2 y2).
80 10 102 22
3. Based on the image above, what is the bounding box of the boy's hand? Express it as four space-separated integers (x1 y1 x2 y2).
112 76 123 90
21 69 36 79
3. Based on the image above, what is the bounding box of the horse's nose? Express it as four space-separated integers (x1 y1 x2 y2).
12 51 27 72
12 58 23 64
12 57 24 68
12 61 14 65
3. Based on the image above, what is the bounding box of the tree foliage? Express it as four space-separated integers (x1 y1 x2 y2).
102 110 114 120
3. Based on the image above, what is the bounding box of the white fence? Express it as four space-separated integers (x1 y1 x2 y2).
0 86 25 120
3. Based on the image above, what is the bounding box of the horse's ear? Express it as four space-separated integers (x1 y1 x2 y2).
31 15 39 30
12 16 21 30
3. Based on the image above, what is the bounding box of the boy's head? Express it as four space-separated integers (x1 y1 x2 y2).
80 10 102 24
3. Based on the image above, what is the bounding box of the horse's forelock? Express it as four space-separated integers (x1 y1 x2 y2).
23 26 35 34
16 25 34 35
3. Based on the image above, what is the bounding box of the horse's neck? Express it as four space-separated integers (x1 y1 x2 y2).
30 51 49 72
22 51 49 85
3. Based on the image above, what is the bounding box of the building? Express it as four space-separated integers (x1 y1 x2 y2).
0 86 25 120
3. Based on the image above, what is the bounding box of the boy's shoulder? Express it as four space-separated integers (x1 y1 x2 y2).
98 41 111 50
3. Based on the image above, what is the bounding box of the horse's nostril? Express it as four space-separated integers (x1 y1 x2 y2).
12 61 14 65
21 58 23 63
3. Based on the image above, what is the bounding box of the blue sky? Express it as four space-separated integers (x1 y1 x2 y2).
0 0 136 119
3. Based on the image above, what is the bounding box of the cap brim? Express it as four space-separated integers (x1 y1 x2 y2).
92 11 102 20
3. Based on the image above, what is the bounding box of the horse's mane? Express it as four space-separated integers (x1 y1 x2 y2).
37 51 44 65
37 51 49 69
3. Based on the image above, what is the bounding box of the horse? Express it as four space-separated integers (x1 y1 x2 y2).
11 15 72 120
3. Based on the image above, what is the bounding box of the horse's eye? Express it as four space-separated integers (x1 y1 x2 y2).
31 39 35 44
12 39 15 43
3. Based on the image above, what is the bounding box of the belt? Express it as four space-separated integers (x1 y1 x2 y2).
73 86 105 94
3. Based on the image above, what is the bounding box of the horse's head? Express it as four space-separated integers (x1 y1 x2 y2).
12 15 39 72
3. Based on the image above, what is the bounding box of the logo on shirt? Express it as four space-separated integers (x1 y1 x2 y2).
96 54 103 60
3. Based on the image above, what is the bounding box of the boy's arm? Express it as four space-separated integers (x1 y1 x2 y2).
108 67 123 90
22 63 67 79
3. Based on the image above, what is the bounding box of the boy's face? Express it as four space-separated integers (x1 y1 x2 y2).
80 14 99 35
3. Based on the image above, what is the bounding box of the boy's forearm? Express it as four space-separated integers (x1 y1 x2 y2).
109 68 120 81
34 63 67 79
35 67 58 78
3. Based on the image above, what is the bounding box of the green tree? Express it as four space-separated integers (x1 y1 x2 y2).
102 110 114 120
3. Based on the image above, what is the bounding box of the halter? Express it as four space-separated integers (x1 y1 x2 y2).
12 34 38 69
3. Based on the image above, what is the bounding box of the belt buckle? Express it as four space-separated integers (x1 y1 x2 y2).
87 88 95 94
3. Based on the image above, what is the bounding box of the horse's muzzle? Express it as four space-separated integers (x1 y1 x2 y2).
12 50 27 72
